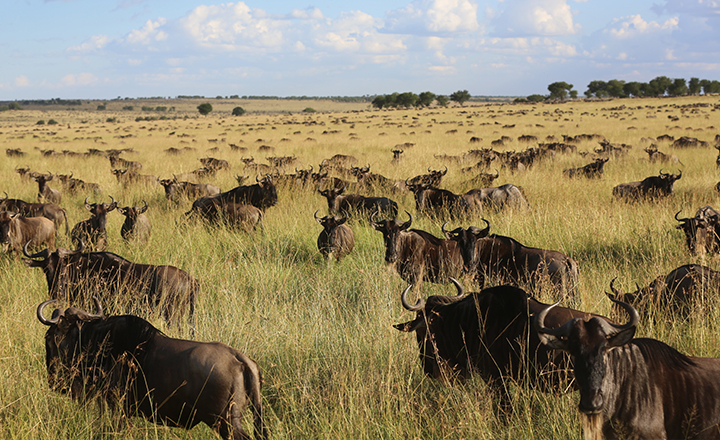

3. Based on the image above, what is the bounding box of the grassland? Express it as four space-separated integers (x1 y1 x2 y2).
1 95 720 439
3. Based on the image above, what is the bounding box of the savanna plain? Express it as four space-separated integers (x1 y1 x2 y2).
1 96 720 439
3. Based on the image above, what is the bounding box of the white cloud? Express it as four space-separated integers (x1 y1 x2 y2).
68 34 111 53
14 76 30 87
493 0 580 36
384 0 480 35
60 73 99 86
125 18 168 44
606 15 679 39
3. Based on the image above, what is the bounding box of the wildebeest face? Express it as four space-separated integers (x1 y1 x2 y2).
442 220 491 270
315 211 347 233
0 211 17 245
370 211 412 264
85 197 117 230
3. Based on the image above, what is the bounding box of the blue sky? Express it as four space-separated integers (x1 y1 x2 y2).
2 0 718 99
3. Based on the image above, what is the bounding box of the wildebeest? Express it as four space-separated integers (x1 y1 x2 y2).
31 173 62 205
23 241 197 326
395 279 605 412
562 158 609 179
0 192 69 235
159 177 221 202
535 295 720 440
370 210 463 285
463 183 529 211
609 265 720 313
612 170 682 201
71 196 117 251
111 169 159 187
56 172 102 195
320 154 358 168
462 170 499 188
644 145 681 164
405 183 471 219
0 211 55 253
442 220 578 296
15 166 32 181
407 166 448 187
37 299 266 440
6 148 25 157
318 184 398 218
215 175 278 212
108 154 142 171
200 156 230 171
118 201 151 243
675 206 720 255
315 210 354 261
672 136 709 148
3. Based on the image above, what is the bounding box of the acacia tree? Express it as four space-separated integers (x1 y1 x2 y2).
450 90 471 106
547 82 574 100
418 91 436 107
436 95 449 107
232 106 245 116
197 103 213 116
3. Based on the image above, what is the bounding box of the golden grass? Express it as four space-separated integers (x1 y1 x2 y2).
1 95 720 439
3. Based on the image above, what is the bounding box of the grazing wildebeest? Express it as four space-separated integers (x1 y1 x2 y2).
108 154 142 171
118 201 151 243
612 170 682 201
644 145 681 164
23 241 197 326
71 196 117 251
0 211 55 253
407 166 448 187
609 265 720 313
31 173 62 204
15 166 32 181
159 177 221 202
6 148 25 157
536 296 720 440
318 184 398 218
675 206 720 255
370 210 463 285
672 136 709 149
463 183 529 211
111 169 159 187
462 170 499 189
200 156 230 171
395 279 606 412
56 172 102 195
405 183 471 219
442 220 578 296
314 210 354 261
37 299 267 440
0 192 69 235
320 154 358 168
217 175 278 212
562 158 609 179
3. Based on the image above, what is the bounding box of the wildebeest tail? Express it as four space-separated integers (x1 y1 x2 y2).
240 354 267 440
567 257 580 293
62 209 69 236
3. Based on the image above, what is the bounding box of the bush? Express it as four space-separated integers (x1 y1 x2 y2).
527 94 546 102
106 117 117 123
302 107 316 113
8 102 22 110
47 119 58 125
97 104 106 111
197 103 213 116
232 106 246 116
36 120 45 125
122 105 134 111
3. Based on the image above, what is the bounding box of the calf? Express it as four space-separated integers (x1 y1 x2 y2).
315 211 354 261
118 201 151 243
32 173 62 204
0 211 55 254
71 196 117 251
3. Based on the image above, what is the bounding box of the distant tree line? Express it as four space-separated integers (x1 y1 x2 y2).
17 98 82 106
371 90 472 109
518 76 720 103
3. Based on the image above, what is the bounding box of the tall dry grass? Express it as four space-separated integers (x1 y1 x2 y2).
1 95 719 439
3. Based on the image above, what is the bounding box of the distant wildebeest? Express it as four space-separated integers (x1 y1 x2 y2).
391 149 404 163
71 196 117 251
609 265 720 313
644 145 681 164
6 148 25 157
0 211 55 254
349 165 395 190
24 241 197 327
405 183 471 219
612 170 682 201
241 157 273 174
0 192 68 235
111 169 159 187
675 206 720 255
15 166 32 181
200 156 230 171
407 166 448 187
395 278 606 412
462 170 499 189
536 295 720 440
463 183 529 211
56 172 102 195
672 136 709 148
118 201 151 243
37 299 267 440
108 154 142 171
370 210 463 285
442 220 578 296
315 211 354 262
321 154 358 169
562 158 609 179
159 177 221 202
318 184 398 218
31 172 62 204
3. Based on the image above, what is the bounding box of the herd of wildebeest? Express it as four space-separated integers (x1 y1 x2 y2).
5 111 720 440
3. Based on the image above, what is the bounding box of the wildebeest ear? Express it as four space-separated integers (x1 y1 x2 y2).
393 317 425 333
607 326 635 348
336 217 348 225
370 220 384 231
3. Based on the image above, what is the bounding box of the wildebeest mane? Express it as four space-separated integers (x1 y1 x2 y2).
633 337 695 371
409 228 445 246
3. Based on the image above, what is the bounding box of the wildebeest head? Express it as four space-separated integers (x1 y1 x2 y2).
36 297 105 396
393 278 467 379
117 200 148 220
655 169 682 194
23 240 85 299
255 175 278 209
84 196 117 228
370 210 413 264
314 210 348 233
442 219 491 270
535 296 639 414
0 211 20 246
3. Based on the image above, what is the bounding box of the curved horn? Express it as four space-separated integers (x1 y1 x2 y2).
535 302 576 337
84 196 92 210
314 209 322 224
370 209 380 226
139 200 148 213
604 297 639 333
442 165 448 175
401 210 413 230
479 218 491 236
441 221 450 235
609 277 623 298
23 241 48 259
37 300 59 326
447 277 466 302
82 296 104 320
256 174 260 183
1 191 7 201
675 210 689 222
427 166 432 173
400 284 425 311
659 168 667 177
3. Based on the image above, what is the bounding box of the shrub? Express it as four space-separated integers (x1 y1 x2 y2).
232 106 246 116
36 120 45 125
47 119 58 125
302 107 316 113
